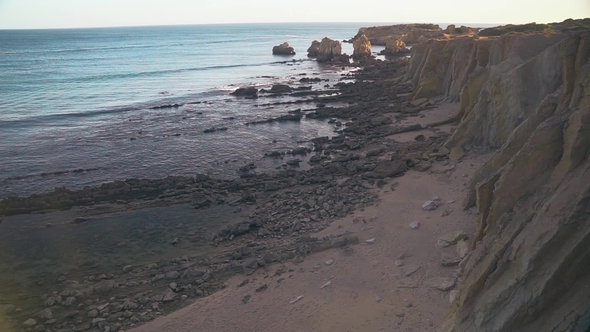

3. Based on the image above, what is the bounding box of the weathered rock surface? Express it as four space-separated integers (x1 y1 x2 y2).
380 38 410 55
316 37 347 63
352 34 372 59
272 42 295 55
307 40 321 57
353 24 445 45
433 28 590 332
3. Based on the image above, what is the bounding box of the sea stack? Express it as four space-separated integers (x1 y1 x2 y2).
352 34 372 59
317 37 347 63
272 42 295 55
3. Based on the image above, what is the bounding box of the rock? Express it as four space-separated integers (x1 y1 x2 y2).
402 265 421 276
45 319 57 325
242 295 251 304
413 161 432 172
87 309 99 318
2 304 15 313
429 146 450 157
449 146 465 161
38 308 53 320
456 239 469 258
395 260 404 267
396 280 420 288
123 265 133 273
316 37 344 63
440 208 453 217
307 40 321 57
269 84 292 94
272 42 295 55
255 284 268 292
290 295 304 304
422 200 438 211
320 281 332 289
352 34 372 59
165 271 180 279
380 38 410 55
409 221 421 229
375 295 382 303
325 259 334 266
74 217 88 223
372 160 407 179
365 238 376 244
169 282 178 290
441 253 462 267
437 230 467 247
64 296 76 306
426 277 456 291
231 86 258 98
162 289 178 302
23 318 37 327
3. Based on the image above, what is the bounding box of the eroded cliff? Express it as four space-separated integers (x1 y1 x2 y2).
406 20 590 332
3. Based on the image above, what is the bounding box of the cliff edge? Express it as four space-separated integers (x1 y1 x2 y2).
406 19 590 332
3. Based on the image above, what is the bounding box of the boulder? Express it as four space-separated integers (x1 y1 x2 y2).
352 34 371 59
269 84 293 94
272 42 295 55
307 40 321 57
231 87 258 99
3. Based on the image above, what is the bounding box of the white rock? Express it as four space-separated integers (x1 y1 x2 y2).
325 259 334 266
366 238 376 244
409 221 421 229
290 295 304 304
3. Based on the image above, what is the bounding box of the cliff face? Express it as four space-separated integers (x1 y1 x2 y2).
354 24 445 45
408 29 590 332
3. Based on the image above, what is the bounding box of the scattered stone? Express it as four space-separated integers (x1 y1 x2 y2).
438 230 468 247
409 221 421 229
87 309 99 318
422 200 438 211
440 208 453 217
441 253 462 267
413 162 432 172
23 318 37 327
237 279 249 287
375 295 382 303
366 238 376 244
255 284 268 292
242 295 251 304
325 259 334 266
162 289 178 302
426 277 456 291
449 146 465 161
171 237 179 245
403 299 414 308
320 281 332 289
38 308 53 320
290 295 304 304
123 265 133 273
169 282 178 290
74 217 88 223
395 260 404 267
165 271 180 279
402 265 421 276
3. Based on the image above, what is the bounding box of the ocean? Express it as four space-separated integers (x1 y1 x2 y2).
0 23 384 198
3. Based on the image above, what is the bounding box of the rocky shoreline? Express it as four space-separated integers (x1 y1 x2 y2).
0 55 458 332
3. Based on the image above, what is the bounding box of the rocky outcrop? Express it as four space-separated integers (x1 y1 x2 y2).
352 34 372 59
307 40 320 57
353 24 445 45
413 27 590 331
380 38 410 55
272 42 295 55
444 24 479 35
317 37 348 63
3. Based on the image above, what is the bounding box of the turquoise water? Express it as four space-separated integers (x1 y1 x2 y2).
0 23 378 197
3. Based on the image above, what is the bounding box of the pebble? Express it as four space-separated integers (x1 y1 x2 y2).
366 238 376 244
325 259 334 266
320 281 332 289
23 318 37 327
409 221 421 229
290 295 304 304
395 260 404 267
375 295 382 303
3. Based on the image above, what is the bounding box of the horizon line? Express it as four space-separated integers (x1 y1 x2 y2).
0 20 515 31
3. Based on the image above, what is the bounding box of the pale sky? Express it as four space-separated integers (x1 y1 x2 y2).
0 0 588 29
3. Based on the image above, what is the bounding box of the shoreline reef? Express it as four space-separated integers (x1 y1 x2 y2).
1 18 590 332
